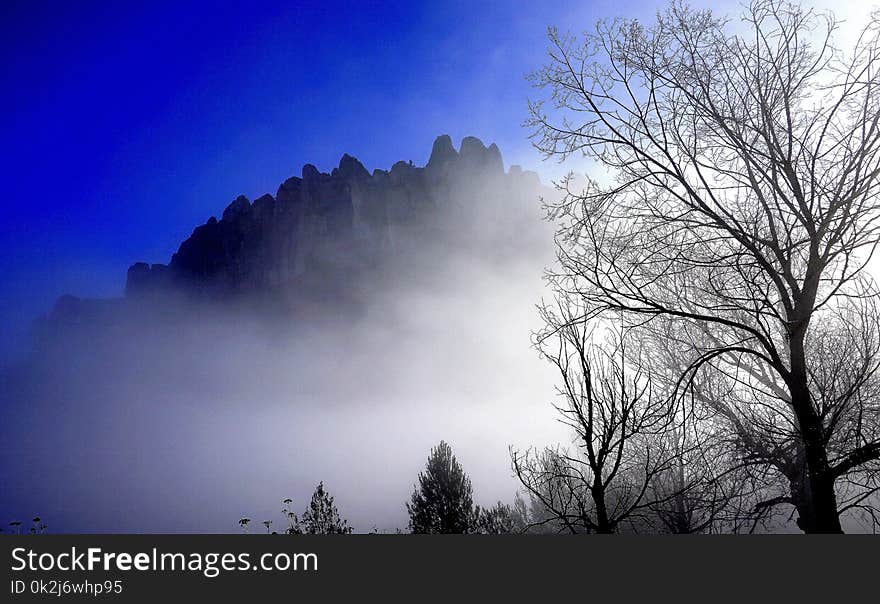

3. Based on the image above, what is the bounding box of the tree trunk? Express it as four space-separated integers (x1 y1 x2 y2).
788 334 843 534
592 484 614 534
788 437 841 533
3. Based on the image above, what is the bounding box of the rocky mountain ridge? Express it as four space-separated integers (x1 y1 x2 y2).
37 135 545 342
123 134 541 301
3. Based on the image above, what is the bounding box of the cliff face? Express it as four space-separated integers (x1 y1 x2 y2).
123 135 542 301
33 135 545 348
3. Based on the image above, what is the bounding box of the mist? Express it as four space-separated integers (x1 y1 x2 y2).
7 0 876 537
0 149 569 533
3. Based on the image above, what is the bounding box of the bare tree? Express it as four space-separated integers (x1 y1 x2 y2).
619 243 880 534
512 299 675 533
639 406 763 533
528 0 880 532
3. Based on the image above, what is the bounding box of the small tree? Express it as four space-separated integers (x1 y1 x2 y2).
245 485 352 535
408 441 479 533
477 502 527 534
297 482 352 535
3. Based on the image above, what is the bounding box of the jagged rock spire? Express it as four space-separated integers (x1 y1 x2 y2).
427 134 458 168
124 135 532 297
222 195 251 222
459 136 503 173
335 154 370 180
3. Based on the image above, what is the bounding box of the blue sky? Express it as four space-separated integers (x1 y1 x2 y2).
3 0 877 533
0 0 732 358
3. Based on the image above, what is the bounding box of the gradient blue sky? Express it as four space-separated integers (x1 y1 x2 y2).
3 0 876 533
0 0 617 358
10 0 859 359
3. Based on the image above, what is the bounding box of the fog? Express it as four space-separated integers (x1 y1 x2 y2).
0 156 571 533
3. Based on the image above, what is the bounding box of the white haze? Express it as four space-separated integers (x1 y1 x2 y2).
0 158 569 533
6 1 878 534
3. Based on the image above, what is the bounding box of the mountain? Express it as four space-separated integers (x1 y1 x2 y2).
0 137 555 535
34 135 545 345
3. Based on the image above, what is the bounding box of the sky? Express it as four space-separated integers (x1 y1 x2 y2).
0 0 612 360
1 0 874 359
2 0 879 532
